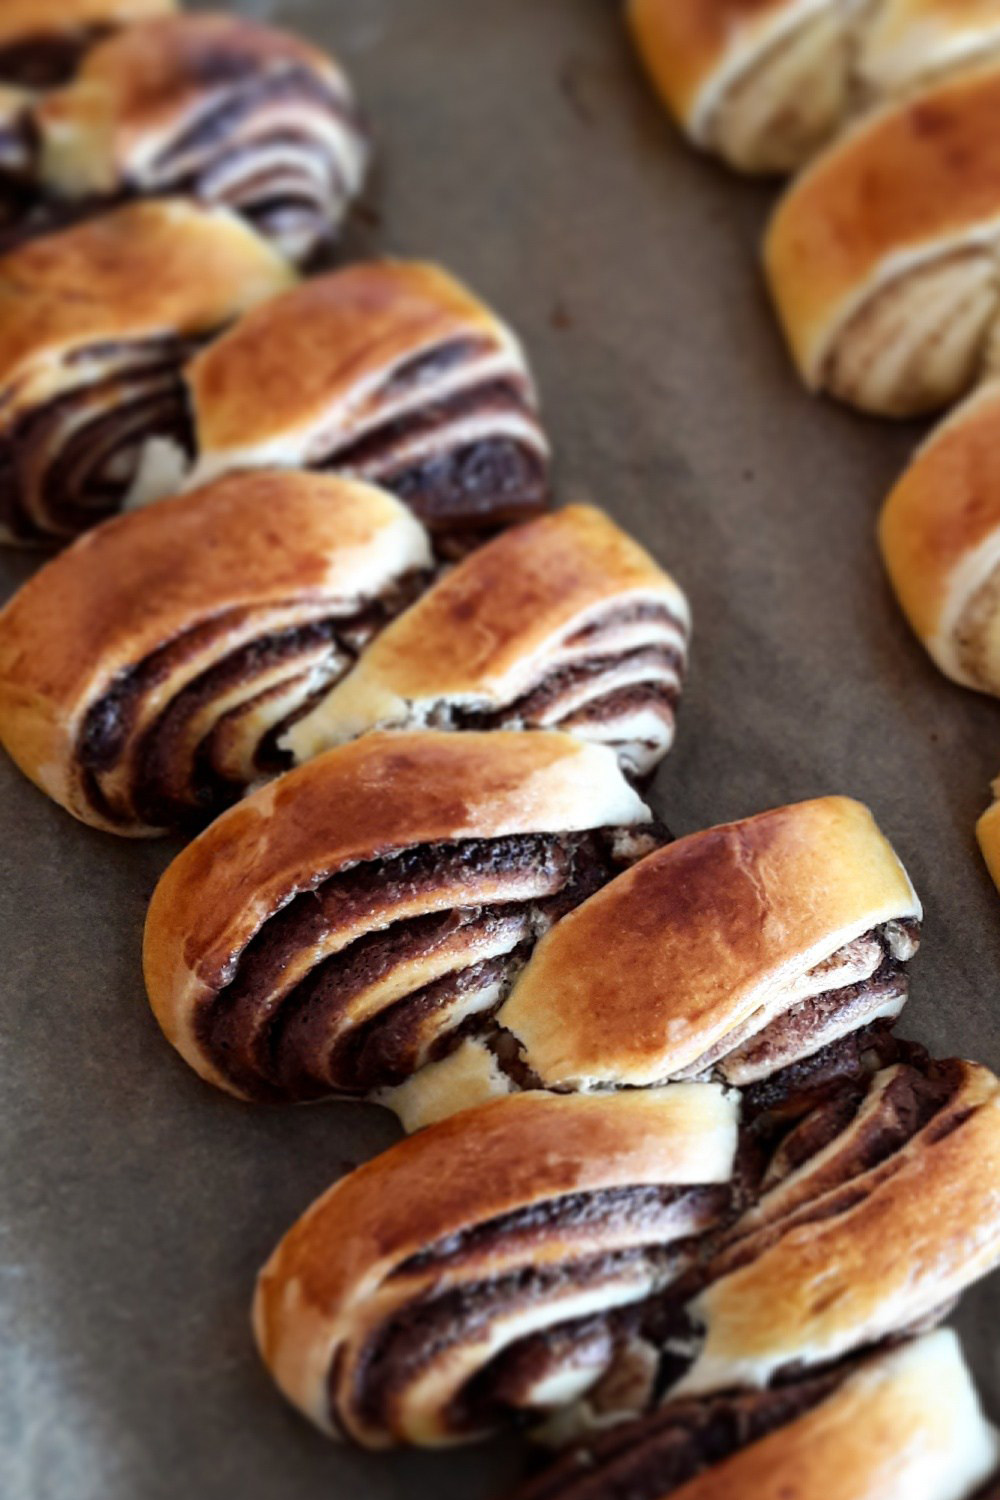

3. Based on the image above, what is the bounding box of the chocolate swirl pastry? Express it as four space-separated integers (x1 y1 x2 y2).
0 0 173 88
512 1331 998 1500
880 384 1000 697
663 1057 1000 1407
393 797 921 1131
766 59 1000 417
179 260 551 555
0 198 294 546
143 731 660 1103
284 505 691 782
0 470 432 835
628 0 1000 176
17 13 368 265
252 1088 739 1449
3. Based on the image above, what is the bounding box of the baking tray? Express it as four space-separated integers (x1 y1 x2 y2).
4 2 1000 1496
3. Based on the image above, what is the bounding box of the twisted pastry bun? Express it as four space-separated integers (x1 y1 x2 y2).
0 471 431 835
627 0 1000 176
663 1057 1000 1403
22 13 368 265
512 1331 999 1500
392 797 920 1131
766 61 1000 417
252 1087 739 1449
283 506 691 782
179 260 551 555
0 0 173 89
0 198 294 545
879 385 1000 694
143 731 658 1103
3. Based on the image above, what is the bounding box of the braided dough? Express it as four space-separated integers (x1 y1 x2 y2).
628 0 1000 175
0 198 294 544
510 1331 999 1500
0 470 431 834
284 504 691 781
143 730 657 1103
393 797 920 1130
178 259 551 554
18 13 368 264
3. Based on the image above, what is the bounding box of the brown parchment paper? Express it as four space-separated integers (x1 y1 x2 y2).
3 2 1000 1496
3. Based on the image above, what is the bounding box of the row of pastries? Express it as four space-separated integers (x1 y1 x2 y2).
0 5 999 1499
630 0 1000 894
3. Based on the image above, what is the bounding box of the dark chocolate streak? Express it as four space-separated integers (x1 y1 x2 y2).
78 576 425 828
0 335 201 543
0 64 365 260
321 375 550 537
152 65 358 171
511 1372 844 1500
348 1185 728 1437
709 1059 964 1283
457 642 686 732
0 28 110 88
197 829 641 1102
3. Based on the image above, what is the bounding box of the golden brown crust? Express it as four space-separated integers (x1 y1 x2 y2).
765 61 1000 387
670 1334 997 1500
494 797 919 1090
0 471 430 829
283 504 690 762
626 0 799 127
879 385 1000 683
0 199 295 413
186 259 521 466
143 729 652 1090
34 13 353 188
253 1086 739 1440
0 0 173 45
679 1061 1000 1395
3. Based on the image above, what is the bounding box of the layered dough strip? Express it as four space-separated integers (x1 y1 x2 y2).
510 1332 999 1500
766 60 1000 417
283 505 691 782
252 1087 740 1449
392 796 920 1131
173 259 552 555
876 384 1000 893
143 730 659 1103
0 471 432 835
255 1058 1000 1452
879 384 1000 696
0 0 174 89
13 13 369 266
628 0 1000 175
0 197 295 545
665 1057 1000 1403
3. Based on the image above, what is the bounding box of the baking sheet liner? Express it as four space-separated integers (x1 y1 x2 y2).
4 2 1000 1495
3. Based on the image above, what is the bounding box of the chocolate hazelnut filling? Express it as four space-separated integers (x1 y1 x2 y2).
77 572 426 830
339 1183 729 1441
0 61 367 264
318 364 550 547
710 1058 964 1283
450 601 689 781
142 67 366 265
510 1371 845 1500
197 828 657 1103
0 334 205 543
678 918 920 1093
